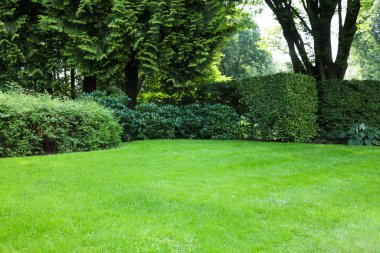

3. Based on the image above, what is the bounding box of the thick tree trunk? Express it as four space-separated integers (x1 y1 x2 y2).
83 75 97 93
70 69 76 99
265 0 360 81
125 61 139 109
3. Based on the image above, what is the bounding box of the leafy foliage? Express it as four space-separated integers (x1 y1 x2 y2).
350 0 380 80
0 92 121 157
0 0 72 95
318 79 380 141
220 17 273 79
83 93 240 140
339 123 380 146
238 73 318 142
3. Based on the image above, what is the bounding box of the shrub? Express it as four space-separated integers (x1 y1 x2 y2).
80 91 130 111
0 92 121 157
135 104 178 140
196 81 248 114
134 103 239 140
339 123 380 146
237 73 318 142
318 80 380 141
200 104 240 139
178 104 204 139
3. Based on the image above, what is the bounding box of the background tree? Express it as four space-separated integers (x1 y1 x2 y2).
0 0 70 93
349 0 380 80
263 0 365 80
41 0 241 108
219 16 274 78
107 0 241 108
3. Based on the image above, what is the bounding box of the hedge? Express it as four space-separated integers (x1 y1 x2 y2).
318 80 380 141
237 73 318 142
0 92 121 157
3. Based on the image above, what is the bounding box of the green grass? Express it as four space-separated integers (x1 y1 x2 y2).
0 140 379 252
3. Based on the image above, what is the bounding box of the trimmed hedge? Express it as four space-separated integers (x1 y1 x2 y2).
0 92 121 157
237 73 318 142
318 80 380 141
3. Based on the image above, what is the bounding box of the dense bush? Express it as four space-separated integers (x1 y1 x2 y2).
84 92 240 140
133 103 239 140
80 91 130 111
339 123 380 146
0 92 121 157
195 81 248 114
237 73 318 142
318 80 380 141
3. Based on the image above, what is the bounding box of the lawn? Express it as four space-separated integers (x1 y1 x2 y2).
0 140 379 252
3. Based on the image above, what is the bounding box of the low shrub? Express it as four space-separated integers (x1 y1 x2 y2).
318 80 380 141
339 123 380 146
80 91 130 111
195 81 248 114
134 103 239 140
200 104 240 139
0 92 121 157
135 104 178 140
237 73 318 142
84 92 240 141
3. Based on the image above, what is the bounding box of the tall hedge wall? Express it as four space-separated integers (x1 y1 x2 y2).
318 80 380 141
237 73 318 142
0 92 121 157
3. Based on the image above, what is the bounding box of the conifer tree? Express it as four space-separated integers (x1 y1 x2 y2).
43 0 241 108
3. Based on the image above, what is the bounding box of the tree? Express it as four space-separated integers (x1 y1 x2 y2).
108 0 241 108
41 0 115 94
0 0 73 95
219 18 273 78
42 0 241 108
350 0 380 80
264 0 364 80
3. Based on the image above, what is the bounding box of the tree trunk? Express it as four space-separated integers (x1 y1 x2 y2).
265 0 360 81
83 75 97 93
70 69 76 99
125 61 139 109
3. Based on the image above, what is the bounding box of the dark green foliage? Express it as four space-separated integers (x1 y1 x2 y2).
318 80 380 141
83 93 240 140
0 92 121 157
196 80 248 114
134 104 179 140
80 91 130 111
199 104 240 139
339 123 380 146
238 73 318 142
0 0 72 95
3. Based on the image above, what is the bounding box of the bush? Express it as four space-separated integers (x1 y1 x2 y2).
0 92 121 157
135 104 178 140
80 91 130 111
318 80 380 141
195 81 248 114
200 104 240 139
134 103 239 140
339 123 380 146
237 73 318 142
83 92 241 141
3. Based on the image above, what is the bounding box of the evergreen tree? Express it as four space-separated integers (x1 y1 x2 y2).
0 0 70 94
43 0 241 108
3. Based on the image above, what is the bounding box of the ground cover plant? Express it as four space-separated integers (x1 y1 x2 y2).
0 140 379 252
